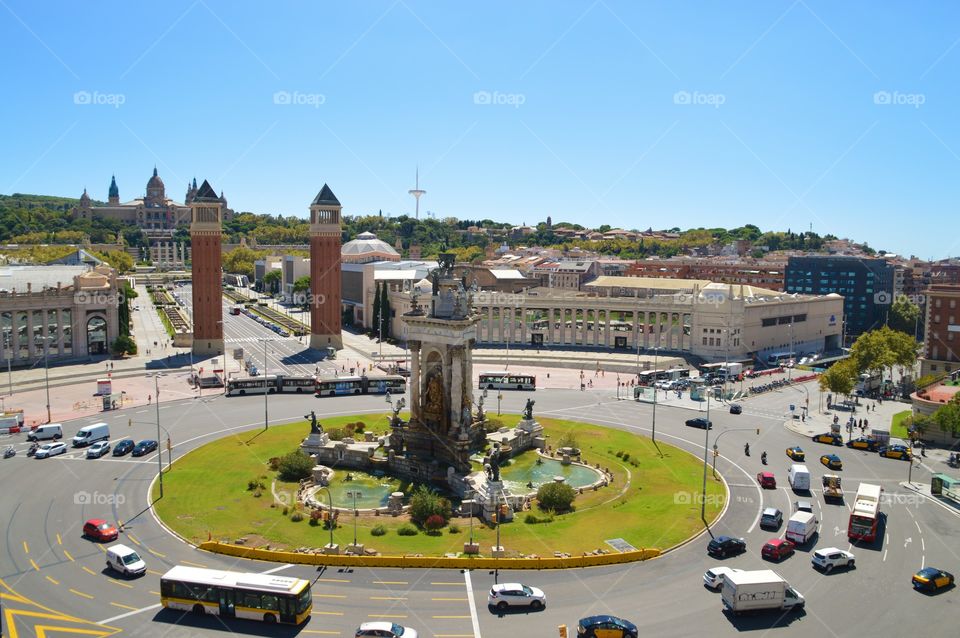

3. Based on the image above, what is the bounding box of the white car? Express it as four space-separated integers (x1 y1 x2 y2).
35 442 67 459
86 441 111 459
812 547 855 572
355 621 418 638
703 566 743 589
487 583 546 610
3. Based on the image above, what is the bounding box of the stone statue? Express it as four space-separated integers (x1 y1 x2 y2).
305 410 323 435
389 396 406 429
476 392 486 423
423 372 444 424
487 444 502 482
408 286 423 316
522 398 535 421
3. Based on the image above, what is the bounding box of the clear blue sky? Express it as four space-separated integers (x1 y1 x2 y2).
1 1 958 258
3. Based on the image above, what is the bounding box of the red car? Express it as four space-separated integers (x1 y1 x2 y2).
761 538 796 561
757 471 777 489
83 519 119 542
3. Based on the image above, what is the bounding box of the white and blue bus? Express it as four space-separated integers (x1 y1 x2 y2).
478 372 536 391
765 351 796 366
316 376 364 396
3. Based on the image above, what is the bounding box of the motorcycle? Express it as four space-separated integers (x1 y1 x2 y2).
3 446 15 459
744 443 751 456
27 443 38 457
761 452 767 465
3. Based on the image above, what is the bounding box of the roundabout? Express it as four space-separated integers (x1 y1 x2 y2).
0 380 958 637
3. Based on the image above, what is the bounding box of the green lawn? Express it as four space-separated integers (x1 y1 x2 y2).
890 410 912 439
153 413 723 557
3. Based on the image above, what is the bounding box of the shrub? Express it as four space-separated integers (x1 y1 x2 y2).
424 514 446 533
408 485 451 527
484 418 504 433
537 481 576 513
556 433 579 449
309 510 323 526
397 524 418 536
353 421 366 434
290 511 304 522
277 450 314 482
524 513 554 524
326 428 345 441
247 478 266 491
621 453 630 462
268 457 280 471
615 450 624 458
252 489 262 498
371 524 387 537
282 506 289 516
448 524 460 534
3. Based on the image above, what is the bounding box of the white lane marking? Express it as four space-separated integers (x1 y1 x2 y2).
921 537 925 551
922 555 925 569
261 563 293 575
463 569 482 638
97 603 162 625
906 506 916 519
883 549 888 561
915 520 922 534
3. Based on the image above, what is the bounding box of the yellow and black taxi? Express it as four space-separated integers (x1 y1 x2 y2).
878 444 912 460
846 437 879 451
912 567 954 592
577 615 638 638
812 432 843 446
820 454 843 470
786 446 805 461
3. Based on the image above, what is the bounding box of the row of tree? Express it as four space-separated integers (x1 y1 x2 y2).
818 326 918 399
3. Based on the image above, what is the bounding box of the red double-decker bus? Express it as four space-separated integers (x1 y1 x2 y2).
848 483 882 542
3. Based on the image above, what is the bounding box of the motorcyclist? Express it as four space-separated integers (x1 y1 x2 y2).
744 442 750 456
761 451 767 464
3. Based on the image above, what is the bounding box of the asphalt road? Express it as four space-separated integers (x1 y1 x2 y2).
0 380 956 637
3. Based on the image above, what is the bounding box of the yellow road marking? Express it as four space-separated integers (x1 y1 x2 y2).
69 588 94 599
311 610 344 616
23 541 29 554
148 549 165 558
81 566 96 576
147 569 164 576
432 597 467 601
97 545 106 553
63 550 74 561
108 580 133 589
149 591 160 596
109 601 138 611
180 560 205 568
372 581 408 585
370 596 407 600
316 577 350 583
29 559 39 571
0 577 120 635
432 615 471 619
313 593 347 598
56 533 62 545
45 576 59 586
126 534 141 546
368 614 408 619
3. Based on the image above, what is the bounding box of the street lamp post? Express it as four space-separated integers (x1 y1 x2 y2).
43 339 51 423
651 347 660 444
257 338 274 430
320 486 335 551
497 391 502 416
710 426 760 478
346 490 362 548
144 372 167 498
700 392 711 524
3 334 11 397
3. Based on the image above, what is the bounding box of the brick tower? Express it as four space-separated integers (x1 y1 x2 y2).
309 184 343 350
190 179 224 356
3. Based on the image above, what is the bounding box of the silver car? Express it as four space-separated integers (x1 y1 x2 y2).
87 441 111 459
35 442 67 458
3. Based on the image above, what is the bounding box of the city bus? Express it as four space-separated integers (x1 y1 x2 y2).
160 565 312 625
363 375 406 394
316 376 364 396
278 376 318 394
226 376 279 396
478 372 536 390
766 351 796 366
637 370 659 386
664 367 690 380
848 483 883 542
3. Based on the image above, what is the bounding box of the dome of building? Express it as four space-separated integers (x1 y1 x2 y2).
341 231 400 263
146 167 164 190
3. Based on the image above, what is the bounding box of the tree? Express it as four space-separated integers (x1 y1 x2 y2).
111 335 137 356
408 485 451 526
850 329 896 376
117 282 136 337
372 282 382 338
93 249 133 273
536 481 576 513
293 275 311 306
263 270 281 294
888 295 920 337
276 450 314 482
380 283 391 340
818 358 857 399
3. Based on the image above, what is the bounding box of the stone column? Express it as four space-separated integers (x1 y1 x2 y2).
56 309 65 354
546 308 554 345
450 346 463 432
26 310 35 360
409 340 421 420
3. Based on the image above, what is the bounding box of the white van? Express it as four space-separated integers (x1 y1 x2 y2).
105 544 146 577
788 464 810 491
785 511 819 545
72 422 110 447
26 423 63 442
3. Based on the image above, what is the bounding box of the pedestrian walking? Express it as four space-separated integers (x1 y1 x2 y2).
148 395 152 404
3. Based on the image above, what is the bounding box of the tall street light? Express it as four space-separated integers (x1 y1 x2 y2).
144 372 167 498
651 347 660 445
346 490 363 548
3 333 12 397
257 338 275 430
319 486 335 552
700 391 712 525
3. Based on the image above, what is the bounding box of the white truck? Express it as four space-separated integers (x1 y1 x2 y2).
788 464 810 491
785 510 819 545
721 569 805 615
855 372 882 396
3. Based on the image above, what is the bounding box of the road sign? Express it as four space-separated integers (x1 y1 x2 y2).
233 347 244 360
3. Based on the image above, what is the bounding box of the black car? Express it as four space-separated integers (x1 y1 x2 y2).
132 440 158 457
577 615 638 638
685 417 713 430
729 404 742 415
707 535 746 558
112 439 135 456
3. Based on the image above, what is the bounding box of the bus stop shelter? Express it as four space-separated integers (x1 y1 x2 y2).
931 474 960 505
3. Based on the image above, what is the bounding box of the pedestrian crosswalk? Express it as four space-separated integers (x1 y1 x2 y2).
224 336 296 344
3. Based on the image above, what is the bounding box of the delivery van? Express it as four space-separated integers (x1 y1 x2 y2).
105 544 146 577
72 422 110 447
788 464 810 491
785 511 819 545
26 423 63 441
